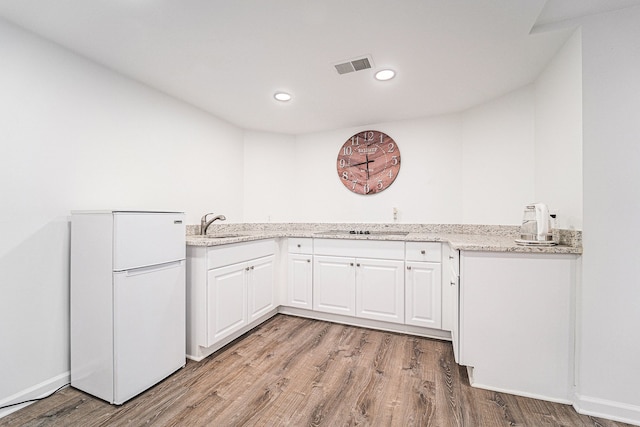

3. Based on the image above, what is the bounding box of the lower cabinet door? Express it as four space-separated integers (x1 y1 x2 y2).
313 255 356 316
287 253 313 309
248 255 275 322
356 258 405 323
405 261 442 329
206 262 247 346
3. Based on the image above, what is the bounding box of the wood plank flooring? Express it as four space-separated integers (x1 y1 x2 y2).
1 314 631 426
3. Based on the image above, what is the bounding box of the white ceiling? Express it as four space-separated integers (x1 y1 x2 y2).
1 0 638 135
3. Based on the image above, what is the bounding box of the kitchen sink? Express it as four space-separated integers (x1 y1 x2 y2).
200 233 244 239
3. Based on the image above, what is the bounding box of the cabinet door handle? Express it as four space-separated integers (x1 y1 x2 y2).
356 263 361 267
449 255 454 260
306 259 311 263
421 250 426 255
407 266 412 270
245 267 250 271
250 266 254 270
350 263 354 267
297 244 301 248
450 280 456 286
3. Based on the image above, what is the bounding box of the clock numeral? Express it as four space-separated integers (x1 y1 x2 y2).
342 171 349 180
363 131 375 142
388 170 393 178
351 136 359 146
339 158 347 168
392 156 398 165
363 183 370 193
351 179 358 190
343 146 353 156
380 133 385 143
377 180 383 190
388 142 395 153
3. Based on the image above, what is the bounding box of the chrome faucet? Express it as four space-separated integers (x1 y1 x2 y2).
200 213 226 235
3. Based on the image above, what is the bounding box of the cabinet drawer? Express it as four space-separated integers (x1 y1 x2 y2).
288 238 313 254
406 242 441 262
207 239 275 270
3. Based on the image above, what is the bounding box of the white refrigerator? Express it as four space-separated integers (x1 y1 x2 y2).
70 211 186 404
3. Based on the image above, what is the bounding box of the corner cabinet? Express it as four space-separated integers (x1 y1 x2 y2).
186 239 276 361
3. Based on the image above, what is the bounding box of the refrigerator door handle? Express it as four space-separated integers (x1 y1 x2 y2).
118 260 184 276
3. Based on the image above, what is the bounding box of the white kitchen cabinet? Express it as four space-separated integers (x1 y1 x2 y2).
186 239 276 360
404 242 443 330
405 261 442 329
313 255 356 316
206 262 247 346
356 258 404 323
247 255 275 321
287 254 313 309
313 239 406 324
206 253 274 346
459 251 576 403
442 244 460 362
286 238 313 309
313 255 404 323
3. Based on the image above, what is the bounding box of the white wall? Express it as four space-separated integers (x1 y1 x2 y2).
244 85 570 227
576 6 640 425
461 87 536 225
288 115 463 223
242 131 296 222
0 18 244 410
535 30 583 230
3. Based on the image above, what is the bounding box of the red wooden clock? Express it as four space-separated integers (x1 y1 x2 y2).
336 130 401 195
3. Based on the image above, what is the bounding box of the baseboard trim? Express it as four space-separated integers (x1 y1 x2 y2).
186 308 280 361
574 393 640 426
0 371 70 419
278 306 452 341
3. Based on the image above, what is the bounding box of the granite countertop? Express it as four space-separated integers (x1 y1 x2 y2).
185 224 582 254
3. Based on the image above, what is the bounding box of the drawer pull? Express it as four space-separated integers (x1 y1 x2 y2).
350 263 354 267
407 266 412 270
250 266 254 270
297 244 301 248
245 267 250 271
307 259 311 263
421 250 426 255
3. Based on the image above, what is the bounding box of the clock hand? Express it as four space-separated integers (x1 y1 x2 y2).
351 159 375 168
365 153 370 180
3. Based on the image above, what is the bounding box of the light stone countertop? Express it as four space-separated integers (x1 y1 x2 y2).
185 224 582 255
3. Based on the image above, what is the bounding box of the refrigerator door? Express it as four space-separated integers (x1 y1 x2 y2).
113 212 185 271
113 260 186 404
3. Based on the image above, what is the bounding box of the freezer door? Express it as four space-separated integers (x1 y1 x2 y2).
113 260 186 404
113 212 185 271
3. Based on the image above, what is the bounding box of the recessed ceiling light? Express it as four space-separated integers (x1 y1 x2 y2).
374 69 396 81
274 92 292 102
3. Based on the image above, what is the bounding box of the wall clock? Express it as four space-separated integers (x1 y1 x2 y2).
336 130 401 195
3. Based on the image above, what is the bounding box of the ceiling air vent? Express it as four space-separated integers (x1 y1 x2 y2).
334 55 373 75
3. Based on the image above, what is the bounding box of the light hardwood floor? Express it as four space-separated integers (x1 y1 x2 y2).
1 315 631 426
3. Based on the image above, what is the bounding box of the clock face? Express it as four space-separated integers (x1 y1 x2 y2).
337 130 401 195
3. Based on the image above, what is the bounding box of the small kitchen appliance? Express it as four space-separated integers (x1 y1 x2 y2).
515 203 557 246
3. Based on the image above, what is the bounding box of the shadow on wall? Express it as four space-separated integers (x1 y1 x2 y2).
0 217 71 409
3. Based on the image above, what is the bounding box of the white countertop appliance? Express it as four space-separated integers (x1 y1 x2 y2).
516 203 556 246
70 210 186 404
